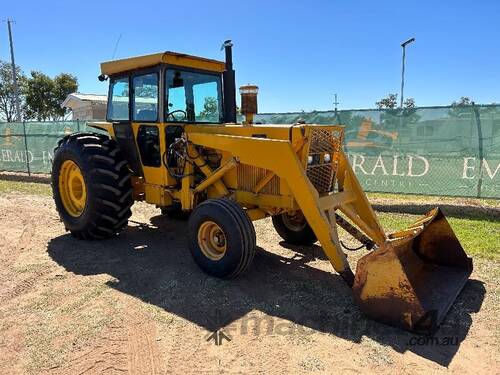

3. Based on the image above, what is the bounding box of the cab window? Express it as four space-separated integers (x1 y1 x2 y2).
165 69 222 123
107 77 129 121
132 73 158 122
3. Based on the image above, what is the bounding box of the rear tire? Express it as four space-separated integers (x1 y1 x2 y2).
272 211 317 245
51 132 133 240
188 198 256 279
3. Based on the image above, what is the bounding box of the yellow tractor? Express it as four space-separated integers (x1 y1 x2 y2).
52 41 472 333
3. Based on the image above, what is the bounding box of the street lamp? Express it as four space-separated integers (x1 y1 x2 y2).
400 37 415 108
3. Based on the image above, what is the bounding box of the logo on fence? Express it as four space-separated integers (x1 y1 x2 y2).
345 118 399 151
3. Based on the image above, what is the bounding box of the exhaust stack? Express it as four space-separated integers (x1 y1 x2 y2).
222 40 237 123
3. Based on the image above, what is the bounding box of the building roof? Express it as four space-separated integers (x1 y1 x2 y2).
61 93 107 108
100 51 226 76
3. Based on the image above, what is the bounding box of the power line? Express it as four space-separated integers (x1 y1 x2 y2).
111 34 122 60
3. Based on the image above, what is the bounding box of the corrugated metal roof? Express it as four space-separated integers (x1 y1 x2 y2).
70 93 107 102
61 93 107 108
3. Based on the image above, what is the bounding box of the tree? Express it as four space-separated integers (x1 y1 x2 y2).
25 71 78 121
448 97 474 118
199 97 219 120
376 93 398 109
52 73 78 119
0 60 27 122
451 97 472 106
375 94 416 109
25 71 55 121
403 98 416 108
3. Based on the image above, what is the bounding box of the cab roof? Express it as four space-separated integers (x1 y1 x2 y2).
100 51 226 76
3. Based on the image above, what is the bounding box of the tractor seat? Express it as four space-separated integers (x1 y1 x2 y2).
137 109 157 121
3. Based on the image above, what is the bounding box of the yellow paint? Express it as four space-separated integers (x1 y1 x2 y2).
246 208 268 221
234 190 296 210
88 122 115 138
144 184 172 206
197 220 227 260
101 51 225 76
58 160 87 217
181 159 194 210
194 158 238 193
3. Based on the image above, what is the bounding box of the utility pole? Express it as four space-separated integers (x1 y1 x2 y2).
400 37 415 108
333 93 339 115
7 19 22 121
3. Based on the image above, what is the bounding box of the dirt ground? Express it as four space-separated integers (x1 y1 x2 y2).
0 192 498 374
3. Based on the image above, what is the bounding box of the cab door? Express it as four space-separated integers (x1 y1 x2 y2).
130 70 169 204
107 75 144 177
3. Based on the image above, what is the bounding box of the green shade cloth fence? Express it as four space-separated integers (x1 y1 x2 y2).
0 104 498 198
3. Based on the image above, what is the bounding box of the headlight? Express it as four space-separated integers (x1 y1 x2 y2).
307 156 313 165
324 153 331 163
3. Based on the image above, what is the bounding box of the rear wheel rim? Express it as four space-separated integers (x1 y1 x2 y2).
197 220 227 260
282 211 307 232
59 160 87 217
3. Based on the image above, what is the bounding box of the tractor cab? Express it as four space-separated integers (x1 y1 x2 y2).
103 52 227 125
92 43 238 195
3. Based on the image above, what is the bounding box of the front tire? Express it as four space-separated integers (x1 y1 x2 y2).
51 132 133 240
272 211 317 245
188 198 256 279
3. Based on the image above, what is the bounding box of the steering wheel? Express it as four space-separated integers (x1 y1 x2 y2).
167 110 187 122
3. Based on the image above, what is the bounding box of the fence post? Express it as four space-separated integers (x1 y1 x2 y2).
472 104 483 198
77 119 80 132
22 120 31 176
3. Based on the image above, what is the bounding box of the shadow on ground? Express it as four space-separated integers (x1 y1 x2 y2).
47 215 485 367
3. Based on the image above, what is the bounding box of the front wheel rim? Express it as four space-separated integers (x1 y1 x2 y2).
197 220 227 260
59 160 87 217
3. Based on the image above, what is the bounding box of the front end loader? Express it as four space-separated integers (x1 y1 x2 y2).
52 41 472 333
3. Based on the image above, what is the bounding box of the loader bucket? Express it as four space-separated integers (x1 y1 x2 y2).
352 208 473 334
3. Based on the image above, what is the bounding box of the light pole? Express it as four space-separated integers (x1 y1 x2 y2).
7 19 22 121
400 37 415 108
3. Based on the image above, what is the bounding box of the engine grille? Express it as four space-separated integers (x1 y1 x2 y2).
306 128 343 193
237 164 280 195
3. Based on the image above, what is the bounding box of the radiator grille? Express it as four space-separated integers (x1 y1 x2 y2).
306 128 342 193
237 164 280 195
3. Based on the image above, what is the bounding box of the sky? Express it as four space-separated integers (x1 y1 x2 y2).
1 0 499 113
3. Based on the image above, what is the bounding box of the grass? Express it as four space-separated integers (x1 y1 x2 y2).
367 191 499 207
377 212 499 260
0 179 51 196
0 177 497 259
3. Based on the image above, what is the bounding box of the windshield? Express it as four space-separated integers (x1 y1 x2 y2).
165 69 223 123
107 77 129 121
